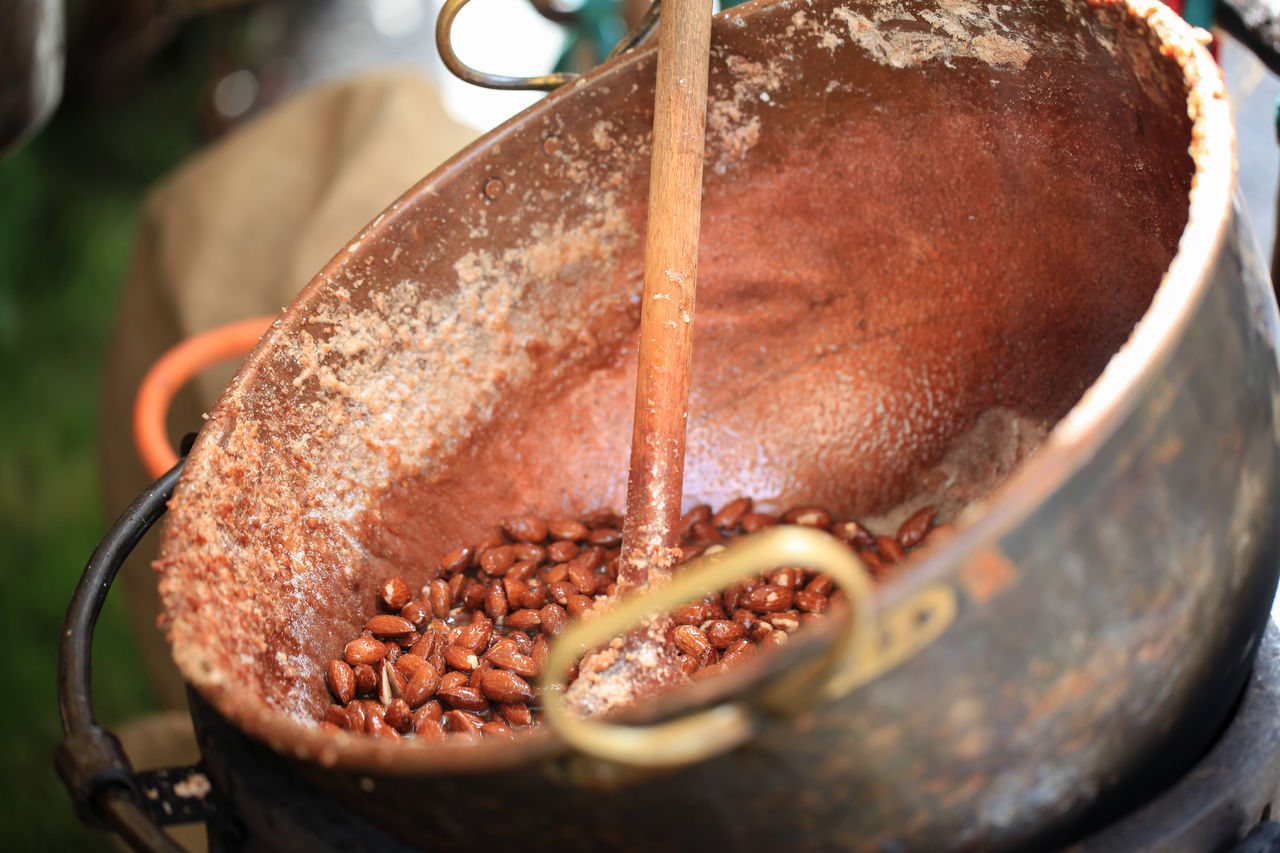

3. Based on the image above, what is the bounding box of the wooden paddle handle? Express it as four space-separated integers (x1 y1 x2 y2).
619 0 714 589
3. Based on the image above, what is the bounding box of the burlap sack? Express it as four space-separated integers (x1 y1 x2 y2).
100 69 478 707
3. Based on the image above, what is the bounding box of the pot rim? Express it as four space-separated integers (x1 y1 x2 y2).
168 0 1237 774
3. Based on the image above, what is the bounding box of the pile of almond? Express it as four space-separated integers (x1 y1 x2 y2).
318 500 945 740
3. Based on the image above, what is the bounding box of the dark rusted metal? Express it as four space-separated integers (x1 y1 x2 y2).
146 0 1280 849
183 625 1280 851
133 764 218 827
1070 621 1280 851
1218 0 1280 76
56 458 187 851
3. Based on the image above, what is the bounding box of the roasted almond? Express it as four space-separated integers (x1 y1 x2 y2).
439 671 469 691
679 505 712 537
442 645 481 672
427 579 451 620
413 716 446 741
327 659 355 705
403 663 442 707
897 505 937 548
673 625 715 664
344 636 387 666
546 540 579 562
384 698 412 733
352 663 377 695
365 614 415 639
739 511 778 533
497 702 533 727
444 709 485 737
438 545 474 576
454 618 493 653
795 589 829 613
478 545 517 576
485 641 539 678
393 652 428 681
378 577 412 611
400 600 430 629
740 584 794 613
704 620 746 649
547 518 589 541
671 602 707 626
831 519 875 547
877 535 906 564
502 516 548 543
324 704 349 729
506 608 542 630
539 604 569 636
479 670 535 704
711 496 752 530
484 580 509 621
781 506 832 529
437 685 490 713
565 593 594 618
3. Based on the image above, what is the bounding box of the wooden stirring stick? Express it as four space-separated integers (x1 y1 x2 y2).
618 0 715 591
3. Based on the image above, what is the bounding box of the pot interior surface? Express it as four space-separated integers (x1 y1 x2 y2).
158 0 1195 746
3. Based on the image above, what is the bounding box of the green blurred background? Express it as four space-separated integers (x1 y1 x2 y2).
0 22 209 848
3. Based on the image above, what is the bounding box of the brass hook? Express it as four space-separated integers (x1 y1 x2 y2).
436 0 579 91
539 526 878 768
435 0 662 92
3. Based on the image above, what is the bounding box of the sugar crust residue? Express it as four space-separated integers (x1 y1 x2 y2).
830 1 1033 70
705 53 785 175
158 190 637 720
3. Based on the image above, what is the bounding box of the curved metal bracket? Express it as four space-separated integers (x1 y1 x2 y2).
539 526 879 768
435 0 662 92
56 457 204 852
436 0 579 91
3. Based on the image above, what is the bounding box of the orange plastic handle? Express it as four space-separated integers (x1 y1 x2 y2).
132 316 276 479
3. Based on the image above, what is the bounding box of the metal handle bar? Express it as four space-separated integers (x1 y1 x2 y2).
435 0 661 91
55 456 207 852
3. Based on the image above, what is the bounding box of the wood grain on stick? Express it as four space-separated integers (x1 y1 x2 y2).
619 0 714 590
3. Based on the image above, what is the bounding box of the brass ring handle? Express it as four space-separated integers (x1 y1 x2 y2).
539 526 877 768
436 0 579 91
435 0 663 92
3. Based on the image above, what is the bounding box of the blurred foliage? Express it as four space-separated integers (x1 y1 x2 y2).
0 24 209 849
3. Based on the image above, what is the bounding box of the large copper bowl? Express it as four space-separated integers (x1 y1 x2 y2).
155 0 1280 849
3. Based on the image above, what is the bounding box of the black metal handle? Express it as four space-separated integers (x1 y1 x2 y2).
56 459 200 853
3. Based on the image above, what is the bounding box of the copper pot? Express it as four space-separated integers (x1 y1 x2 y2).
150 0 1280 849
